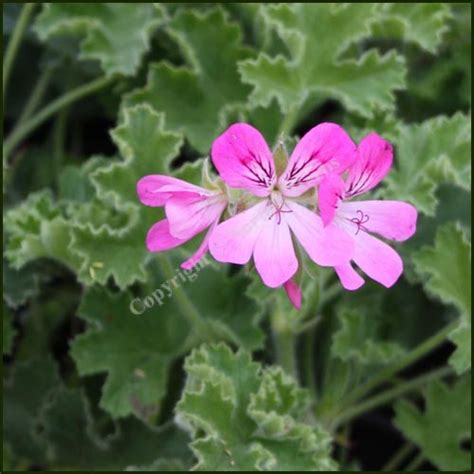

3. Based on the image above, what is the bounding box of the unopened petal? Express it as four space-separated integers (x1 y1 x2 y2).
283 279 302 310
146 219 187 252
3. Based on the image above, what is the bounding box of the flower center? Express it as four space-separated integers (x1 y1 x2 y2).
268 191 292 225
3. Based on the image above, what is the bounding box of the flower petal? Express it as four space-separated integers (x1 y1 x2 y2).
318 173 346 226
345 132 393 198
334 263 365 290
338 200 417 242
209 201 268 264
351 230 403 288
285 202 354 266
211 123 276 197
283 279 302 310
137 175 207 207
253 215 298 288
279 123 356 197
146 219 187 252
166 193 226 240
181 220 218 270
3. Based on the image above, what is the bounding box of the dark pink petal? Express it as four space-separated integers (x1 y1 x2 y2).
146 219 187 252
279 123 356 197
352 230 403 288
137 175 207 207
253 213 298 288
339 200 417 242
285 202 354 266
334 263 365 290
209 201 268 264
211 123 276 197
283 279 302 310
318 173 346 226
345 133 393 198
166 193 226 240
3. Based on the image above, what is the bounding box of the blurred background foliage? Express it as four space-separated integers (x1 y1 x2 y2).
3 3 471 471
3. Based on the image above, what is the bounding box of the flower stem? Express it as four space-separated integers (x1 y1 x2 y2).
332 365 453 429
4 75 114 160
271 311 298 380
3 3 36 97
341 320 458 407
382 442 416 472
405 452 424 471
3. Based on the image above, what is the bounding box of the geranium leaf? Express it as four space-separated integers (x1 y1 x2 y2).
394 375 471 471
380 113 471 216
125 8 254 152
412 223 471 373
2 305 16 355
177 343 336 471
34 3 165 76
239 4 406 117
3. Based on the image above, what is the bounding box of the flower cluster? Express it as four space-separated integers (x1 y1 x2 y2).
137 123 417 309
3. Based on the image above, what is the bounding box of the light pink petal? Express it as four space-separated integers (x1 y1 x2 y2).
345 133 393 197
166 194 226 240
253 214 298 288
211 123 276 197
137 175 208 207
285 202 354 266
338 200 417 242
334 263 365 290
181 220 218 270
209 201 268 265
283 279 302 310
351 230 403 288
146 219 187 252
318 173 346 226
279 123 356 197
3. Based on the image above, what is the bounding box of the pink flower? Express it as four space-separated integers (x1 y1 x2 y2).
137 175 227 269
318 133 417 290
208 122 357 292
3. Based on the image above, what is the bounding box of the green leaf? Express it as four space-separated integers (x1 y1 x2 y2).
3 357 59 464
40 387 191 470
372 3 451 53
239 4 406 118
380 113 471 216
413 223 471 373
3 260 45 309
2 305 16 355
125 8 254 152
177 343 336 471
394 375 471 471
34 3 165 76
332 309 404 366
70 286 189 420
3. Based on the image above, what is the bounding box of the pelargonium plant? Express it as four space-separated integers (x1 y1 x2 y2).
137 122 417 309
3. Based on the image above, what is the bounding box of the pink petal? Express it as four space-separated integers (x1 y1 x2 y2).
345 133 393 198
334 263 365 290
137 175 207 207
318 173 346 226
352 230 403 288
279 123 356 197
166 193 226 240
146 219 187 252
181 220 218 270
211 123 276 197
285 202 354 266
338 200 417 242
209 201 268 265
253 211 298 288
283 279 302 310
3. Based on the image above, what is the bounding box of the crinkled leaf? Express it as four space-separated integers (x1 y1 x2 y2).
70 286 189 420
380 113 471 216
239 4 406 118
413 223 471 373
177 343 336 471
394 375 471 471
125 8 254 152
34 3 165 76
372 3 451 53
